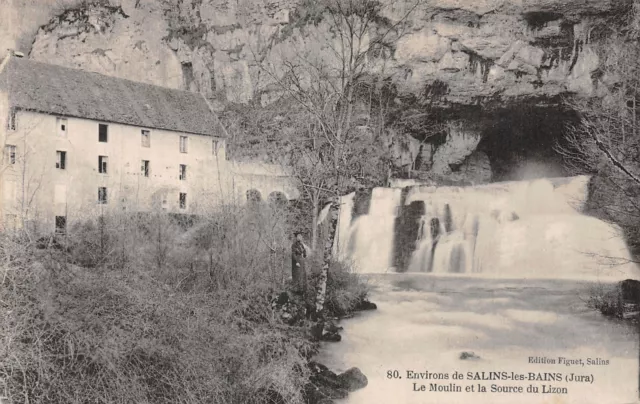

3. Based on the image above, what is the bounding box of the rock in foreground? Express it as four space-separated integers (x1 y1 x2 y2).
337 367 369 392
306 362 368 403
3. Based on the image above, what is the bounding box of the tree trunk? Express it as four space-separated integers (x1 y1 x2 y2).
315 201 339 318
311 191 320 250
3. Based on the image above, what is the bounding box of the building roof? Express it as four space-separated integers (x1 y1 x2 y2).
0 56 225 137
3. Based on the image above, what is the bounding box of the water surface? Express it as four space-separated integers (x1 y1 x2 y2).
316 274 639 404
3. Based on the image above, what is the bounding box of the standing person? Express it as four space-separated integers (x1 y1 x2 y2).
291 232 308 295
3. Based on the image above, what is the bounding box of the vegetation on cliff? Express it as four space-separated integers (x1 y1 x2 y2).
558 0 640 259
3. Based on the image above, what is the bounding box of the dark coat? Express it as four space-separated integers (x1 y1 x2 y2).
291 240 308 291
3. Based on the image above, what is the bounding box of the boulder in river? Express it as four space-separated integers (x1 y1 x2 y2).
337 367 368 391
321 330 342 342
356 300 377 311
459 351 481 360
306 362 349 403
324 320 343 333
321 320 343 341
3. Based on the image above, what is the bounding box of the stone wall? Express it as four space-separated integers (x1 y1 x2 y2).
225 161 300 204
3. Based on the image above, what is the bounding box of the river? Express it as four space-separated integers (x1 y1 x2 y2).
316 176 640 403
315 273 639 404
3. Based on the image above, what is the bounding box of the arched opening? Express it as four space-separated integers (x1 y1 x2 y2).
246 189 262 203
268 191 288 208
269 191 289 204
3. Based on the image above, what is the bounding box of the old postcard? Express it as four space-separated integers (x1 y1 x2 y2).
0 0 639 403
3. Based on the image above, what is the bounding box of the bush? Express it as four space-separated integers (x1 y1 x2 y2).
0 260 313 403
586 280 640 320
1 200 371 403
305 256 370 318
0 204 312 404
324 261 370 318
586 283 623 317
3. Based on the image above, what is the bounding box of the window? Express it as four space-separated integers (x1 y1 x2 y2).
5 145 16 165
179 136 188 153
141 130 150 147
98 156 108 174
55 216 67 235
8 110 16 131
98 124 108 142
56 117 67 136
141 160 150 177
179 193 187 209
179 164 187 180
212 139 219 156
98 187 108 204
56 151 66 169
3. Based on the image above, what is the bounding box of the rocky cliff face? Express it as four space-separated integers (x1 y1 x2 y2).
28 1 184 92
23 0 623 107
3 0 627 183
0 0 81 61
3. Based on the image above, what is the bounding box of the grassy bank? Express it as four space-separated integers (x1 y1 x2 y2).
0 204 370 403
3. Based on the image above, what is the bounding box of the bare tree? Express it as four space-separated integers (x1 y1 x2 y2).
248 0 418 319
1 115 49 241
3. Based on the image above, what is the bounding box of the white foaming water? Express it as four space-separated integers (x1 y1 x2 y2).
335 188 402 273
318 176 639 404
333 176 639 280
315 275 640 404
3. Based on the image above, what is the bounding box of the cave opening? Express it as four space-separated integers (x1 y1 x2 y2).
400 101 581 185
477 103 580 182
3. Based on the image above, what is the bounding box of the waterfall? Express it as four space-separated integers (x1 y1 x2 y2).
331 176 640 280
333 188 402 273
